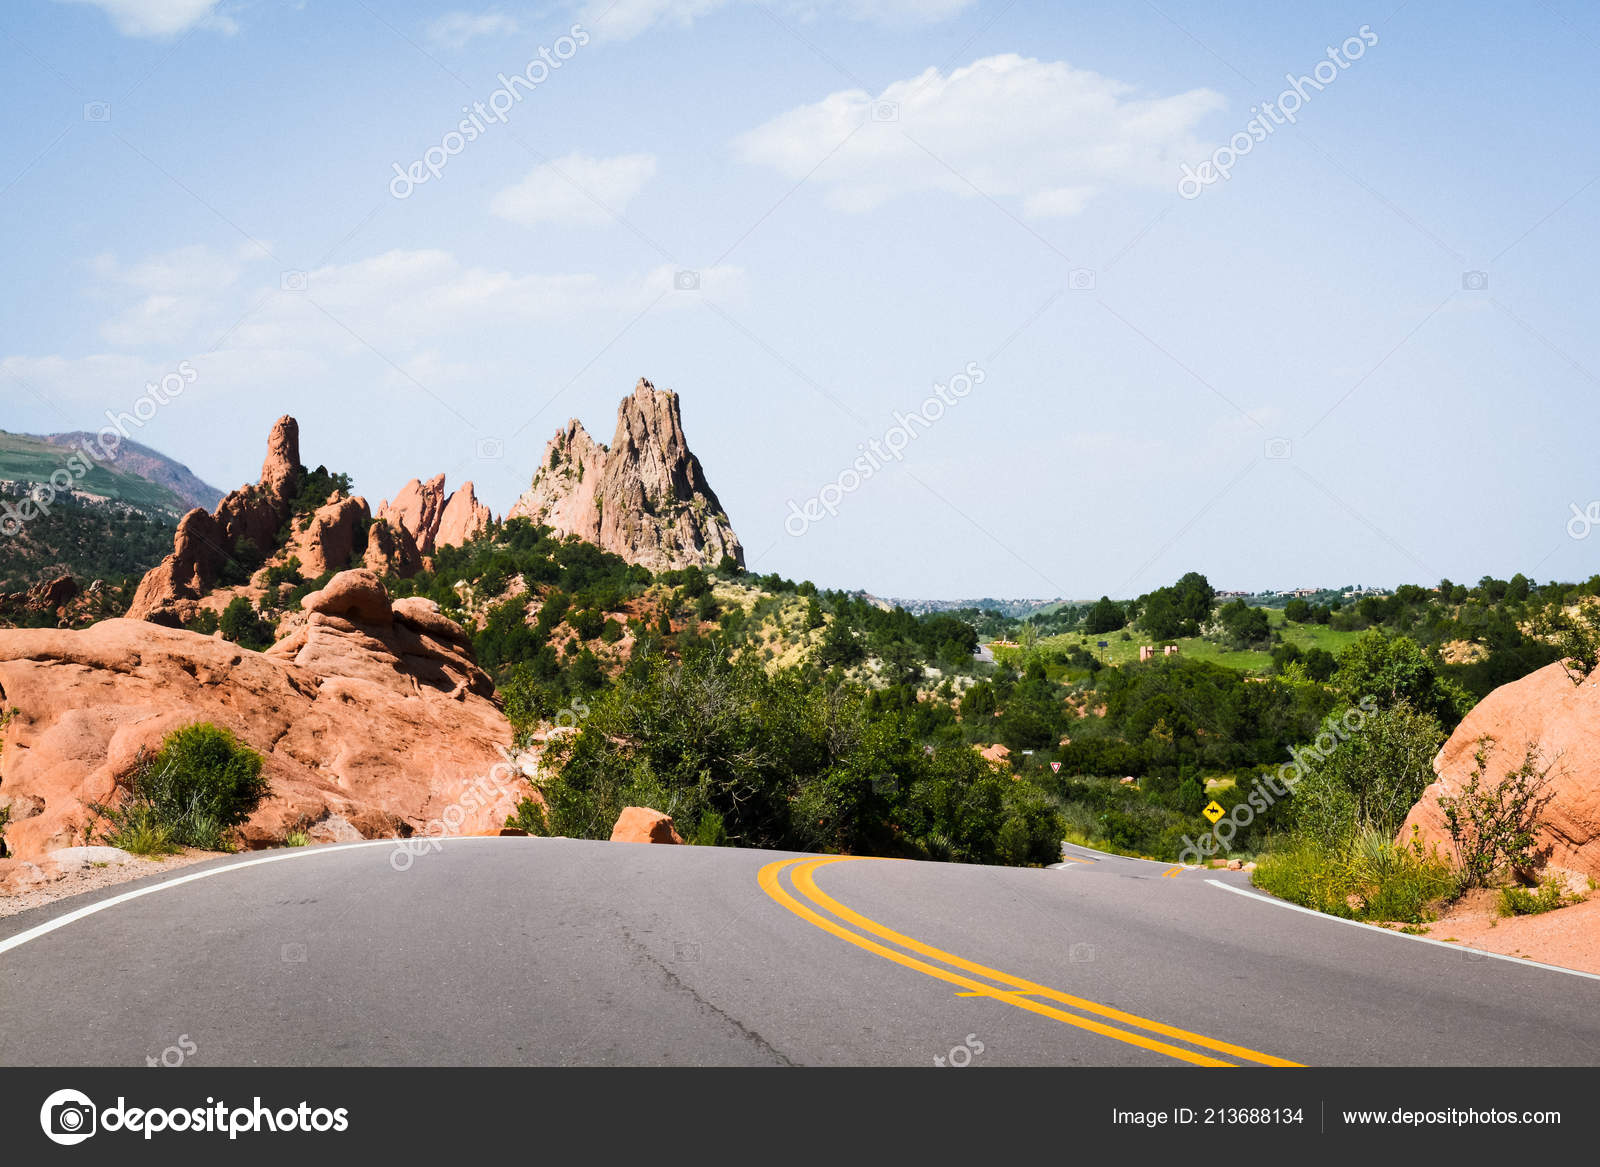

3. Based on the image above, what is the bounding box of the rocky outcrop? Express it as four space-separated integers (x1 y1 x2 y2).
1400 661 1600 884
509 379 743 571
125 417 478 623
1 574 78 619
436 482 492 550
0 570 520 861
377 476 490 556
284 492 367 577
609 806 684 844
126 416 304 626
365 518 423 579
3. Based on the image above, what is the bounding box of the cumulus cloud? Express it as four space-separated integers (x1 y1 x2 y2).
581 0 973 40
426 9 521 49
55 0 232 38
734 53 1225 216
490 153 658 227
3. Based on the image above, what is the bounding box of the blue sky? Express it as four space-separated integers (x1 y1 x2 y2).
2 0 1597 600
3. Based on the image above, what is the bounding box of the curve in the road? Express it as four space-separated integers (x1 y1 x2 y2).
760 855 1302 1068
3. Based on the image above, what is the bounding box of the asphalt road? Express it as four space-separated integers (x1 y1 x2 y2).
2 836 1598 1067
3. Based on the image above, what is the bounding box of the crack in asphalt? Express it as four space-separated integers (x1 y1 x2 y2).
619 925 795 1065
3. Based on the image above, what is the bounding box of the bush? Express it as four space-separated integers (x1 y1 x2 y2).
1437 738 1555 888
1252 829 1456 923
220 595 275 651
1498 878 1584 917
96 723 269 852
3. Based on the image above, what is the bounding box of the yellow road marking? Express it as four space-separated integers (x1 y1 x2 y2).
760 856 1302 1069
1162 866 1183 878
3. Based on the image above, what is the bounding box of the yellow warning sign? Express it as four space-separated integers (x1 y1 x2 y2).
1202 800 1225 824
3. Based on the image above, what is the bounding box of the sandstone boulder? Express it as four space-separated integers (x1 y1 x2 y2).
1400 661 1600 883
302 569 391 626
0 608 518 860
610 806 684 845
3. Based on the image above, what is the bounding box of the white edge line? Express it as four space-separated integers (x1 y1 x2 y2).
1206 878 1600 984
0 836 521 958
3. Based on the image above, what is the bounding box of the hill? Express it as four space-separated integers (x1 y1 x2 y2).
39 432 222 512
0 431 226 600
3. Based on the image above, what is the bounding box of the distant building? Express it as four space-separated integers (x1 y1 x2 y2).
1138 645 1180 662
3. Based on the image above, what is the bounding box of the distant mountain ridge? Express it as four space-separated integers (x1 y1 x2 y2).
40 432 223 512
0 430 225 599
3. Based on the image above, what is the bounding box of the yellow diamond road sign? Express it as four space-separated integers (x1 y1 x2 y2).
1202 800 1225 824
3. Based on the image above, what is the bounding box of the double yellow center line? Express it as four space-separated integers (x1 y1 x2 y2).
758 856 1301 1068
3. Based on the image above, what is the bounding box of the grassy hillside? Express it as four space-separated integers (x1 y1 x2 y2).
999 608 1365 675
0 432 195 517
40 432 222 511
0 431 207 596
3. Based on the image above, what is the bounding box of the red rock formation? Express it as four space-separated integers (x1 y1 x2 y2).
609 806 684 844
0 570 522 860
509 379 743 570
1401 661 1600 883
377 476 490 555
378 475 447 555
284 492 367 577
436 481 492 550
126 416 304 626
364 518 423 579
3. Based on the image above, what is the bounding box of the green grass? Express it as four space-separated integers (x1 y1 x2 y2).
993 607 1365 677
1251 830 1458 923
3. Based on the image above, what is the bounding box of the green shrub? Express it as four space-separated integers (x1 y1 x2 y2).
1438 738 1555 888
1252 830 1456 924
1498 878 1583 917
220 595 275 651
97 723 269 852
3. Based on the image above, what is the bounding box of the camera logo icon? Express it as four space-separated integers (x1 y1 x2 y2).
1264 437 1293 460
673 941 701 962
83 102 111 122
1461 270 1489 291
40 1088 97 1146
281 941 307 963
870 101 899 123
280 270 308 293
475 436 504 461
1068 268 1096 291
673 269 700 292
1069 942 1096 963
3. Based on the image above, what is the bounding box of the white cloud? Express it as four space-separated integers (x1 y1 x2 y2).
55 0 231 38
426 9 521 49
581 0 973 40
490 153 658 227
734 53 1225 216
90 243 260 347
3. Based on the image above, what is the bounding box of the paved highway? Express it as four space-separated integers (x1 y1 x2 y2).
2 837 1597 1066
